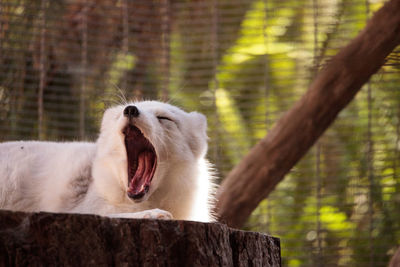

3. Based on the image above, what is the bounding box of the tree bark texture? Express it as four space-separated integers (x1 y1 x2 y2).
216 0 400 228
388 246 400 267
0 210 281 266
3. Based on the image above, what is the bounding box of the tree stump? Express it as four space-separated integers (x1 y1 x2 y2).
0 210 281 266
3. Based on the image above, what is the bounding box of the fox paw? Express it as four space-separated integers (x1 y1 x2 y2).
108 209 173 220
142 209 173 220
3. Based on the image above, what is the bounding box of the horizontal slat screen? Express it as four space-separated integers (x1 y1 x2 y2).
1 0 399 266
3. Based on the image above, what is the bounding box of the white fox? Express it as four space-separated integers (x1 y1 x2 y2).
0 101 216 222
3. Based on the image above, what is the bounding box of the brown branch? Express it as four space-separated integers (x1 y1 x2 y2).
389 246 400 267
216 0 400 228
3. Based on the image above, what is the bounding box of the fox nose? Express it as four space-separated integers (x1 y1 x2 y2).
123 105 140 118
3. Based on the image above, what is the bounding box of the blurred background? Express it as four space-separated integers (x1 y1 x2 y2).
1 0 400 266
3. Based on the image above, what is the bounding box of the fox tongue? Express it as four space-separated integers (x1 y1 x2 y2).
127 151 156 199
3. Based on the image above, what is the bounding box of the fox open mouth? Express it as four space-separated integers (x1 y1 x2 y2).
123 124 157 201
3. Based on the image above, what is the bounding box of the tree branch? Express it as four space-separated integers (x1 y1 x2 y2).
216 0 400 228
389 246 400 267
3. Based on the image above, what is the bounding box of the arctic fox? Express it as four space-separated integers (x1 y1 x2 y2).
0 101 216 222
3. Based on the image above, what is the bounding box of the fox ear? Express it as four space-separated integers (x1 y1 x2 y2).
100 106 123 130
187 112 208 158
189 112 207 135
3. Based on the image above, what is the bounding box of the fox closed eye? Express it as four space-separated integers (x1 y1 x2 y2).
157 116 173 122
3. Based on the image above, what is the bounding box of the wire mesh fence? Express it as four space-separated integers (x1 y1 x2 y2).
1 0 400 266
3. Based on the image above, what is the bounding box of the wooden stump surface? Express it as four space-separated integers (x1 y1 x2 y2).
0 210 280 266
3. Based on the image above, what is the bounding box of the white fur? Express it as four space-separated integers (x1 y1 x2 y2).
0 101 216 222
